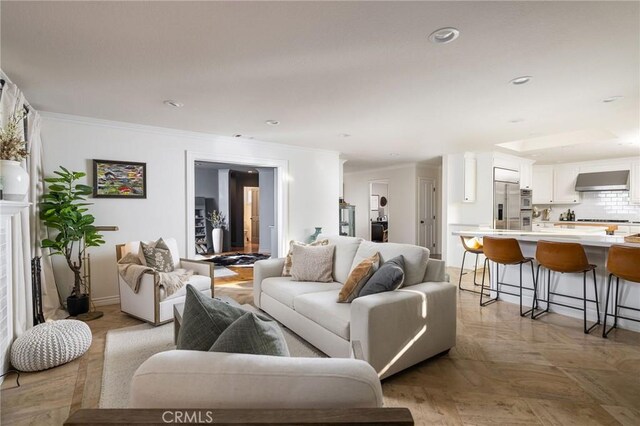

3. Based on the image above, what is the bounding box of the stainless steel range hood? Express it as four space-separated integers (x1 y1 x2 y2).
575 170 630 192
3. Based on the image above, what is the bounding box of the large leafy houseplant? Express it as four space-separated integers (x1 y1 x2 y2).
40 167 105 315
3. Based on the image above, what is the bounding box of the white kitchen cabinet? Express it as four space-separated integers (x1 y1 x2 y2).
520 162 533 190
631 161 640 205
553 165 581 204
463 154 476 203
532 165 554 204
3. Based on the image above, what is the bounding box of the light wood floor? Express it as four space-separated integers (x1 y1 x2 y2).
2 267 639 425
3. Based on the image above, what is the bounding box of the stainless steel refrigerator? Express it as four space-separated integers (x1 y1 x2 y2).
493 168 521 230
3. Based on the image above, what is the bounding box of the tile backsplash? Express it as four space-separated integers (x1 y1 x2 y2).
538 191 640 221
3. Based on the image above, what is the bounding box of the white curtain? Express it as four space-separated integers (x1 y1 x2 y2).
0 79 61 336
27 111 64 319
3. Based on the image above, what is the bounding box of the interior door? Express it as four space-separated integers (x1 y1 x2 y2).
250 188 260 244
419 179 436 251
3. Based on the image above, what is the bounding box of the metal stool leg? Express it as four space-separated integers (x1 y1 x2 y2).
583 270 599 334
458 250 467 291
593 268 600 325
603 273 613 338
532 265 550 320
480 259 499 307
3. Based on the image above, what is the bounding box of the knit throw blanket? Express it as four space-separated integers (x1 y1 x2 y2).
117 252 193 298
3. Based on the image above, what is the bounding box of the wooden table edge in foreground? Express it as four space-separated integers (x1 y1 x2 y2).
64 408 414 425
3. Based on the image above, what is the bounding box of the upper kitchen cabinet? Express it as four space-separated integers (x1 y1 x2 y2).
532 165 554 204
520 162 533 190
631 161 640 204
553 164 581 204
531 164 580 204
463 153 477 203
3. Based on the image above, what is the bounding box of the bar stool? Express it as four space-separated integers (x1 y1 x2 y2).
602 245 640 338
458 236 486 294
480 236 536 316
532 240 600 334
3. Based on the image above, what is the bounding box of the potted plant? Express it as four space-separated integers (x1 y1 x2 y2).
207 210 227 254
40 167 105 316
0 110 29 201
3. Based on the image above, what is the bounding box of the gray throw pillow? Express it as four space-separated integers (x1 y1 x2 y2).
177 285 246 351
209 312 290 357
140 238 175 272
358 255 405 298
290 244 335 282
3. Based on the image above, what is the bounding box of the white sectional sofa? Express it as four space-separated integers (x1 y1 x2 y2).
253 235 456 379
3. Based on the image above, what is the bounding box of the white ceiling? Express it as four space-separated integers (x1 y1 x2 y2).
2 1 638 171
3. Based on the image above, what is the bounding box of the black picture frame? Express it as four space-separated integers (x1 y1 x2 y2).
92 159 147 199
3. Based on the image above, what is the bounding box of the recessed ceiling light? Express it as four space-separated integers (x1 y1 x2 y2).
428 27 460 44
163 100 184 108
510 76 532 85
265 120 280 126
389 153 400 157
603 96 623 103
232 134 242 138
340 133 351 138
509 118 525 123
248 170 256 174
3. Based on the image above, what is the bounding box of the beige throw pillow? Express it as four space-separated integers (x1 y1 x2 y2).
282 239 329 276
289 244 335 283
338 253 380 303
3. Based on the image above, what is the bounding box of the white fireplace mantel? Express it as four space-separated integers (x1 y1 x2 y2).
0 200 30 215
0 200 30 380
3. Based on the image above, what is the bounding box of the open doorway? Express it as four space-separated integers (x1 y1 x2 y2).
369 180 389 242
243 186 260 252
192 161 277 256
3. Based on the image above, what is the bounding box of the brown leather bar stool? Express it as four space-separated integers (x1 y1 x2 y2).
480 236 536 316
603 245 640 338
533 240 600 334
458 236 486 294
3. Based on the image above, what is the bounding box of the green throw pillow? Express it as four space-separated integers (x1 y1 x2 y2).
209 312 290 357
140 238 175 272
177 285 246 351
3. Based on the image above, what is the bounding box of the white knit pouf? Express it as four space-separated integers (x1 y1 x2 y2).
10 319 92 372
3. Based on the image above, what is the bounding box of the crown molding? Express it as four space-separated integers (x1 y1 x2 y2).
39 111 340 156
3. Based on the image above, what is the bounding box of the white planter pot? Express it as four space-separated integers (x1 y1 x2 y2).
0 160 29 201
212 228 224 254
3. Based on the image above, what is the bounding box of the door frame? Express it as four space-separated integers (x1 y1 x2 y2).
368 179 389 241
418 177 437 251
186 151 288 258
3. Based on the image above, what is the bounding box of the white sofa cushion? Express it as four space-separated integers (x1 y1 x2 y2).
261 277 342 308
294 290 351 340
161 274 211 302
130 350 384 409
317 234 363 283
350 241 430 286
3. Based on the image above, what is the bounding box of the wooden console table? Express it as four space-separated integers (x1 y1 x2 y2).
65 408 414 425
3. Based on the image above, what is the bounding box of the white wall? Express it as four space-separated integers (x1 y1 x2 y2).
345 163 440 248
194 167 219 199
41 113 340 303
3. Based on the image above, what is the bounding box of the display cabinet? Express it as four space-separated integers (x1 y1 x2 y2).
339 204 355 237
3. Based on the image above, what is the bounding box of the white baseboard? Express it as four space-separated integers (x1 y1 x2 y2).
93 295 120 307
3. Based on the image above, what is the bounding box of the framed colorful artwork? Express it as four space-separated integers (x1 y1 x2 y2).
92 159 147 198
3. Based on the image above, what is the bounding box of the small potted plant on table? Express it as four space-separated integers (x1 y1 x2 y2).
40 167 105 316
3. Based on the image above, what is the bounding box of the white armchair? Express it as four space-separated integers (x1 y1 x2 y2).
116 238 214 325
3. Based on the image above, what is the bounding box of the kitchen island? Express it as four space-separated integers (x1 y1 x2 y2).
453 229 640 333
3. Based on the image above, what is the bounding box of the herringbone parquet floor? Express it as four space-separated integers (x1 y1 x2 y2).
2 267 639 425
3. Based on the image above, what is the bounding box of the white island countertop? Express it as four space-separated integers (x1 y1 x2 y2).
452 228 640 248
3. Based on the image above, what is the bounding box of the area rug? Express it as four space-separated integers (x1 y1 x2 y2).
100 308 325 408
213 265 238 278
205 253 271 267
